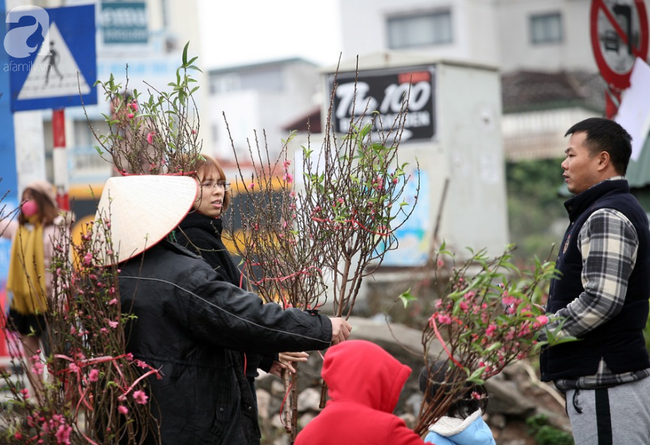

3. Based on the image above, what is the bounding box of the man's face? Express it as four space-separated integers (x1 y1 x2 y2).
561 131 602 195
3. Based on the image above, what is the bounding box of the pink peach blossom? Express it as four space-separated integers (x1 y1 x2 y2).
32 362 44 376
55 424 72 444
83 252 93 265
133 390 148 404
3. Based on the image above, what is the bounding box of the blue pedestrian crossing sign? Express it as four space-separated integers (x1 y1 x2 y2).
6 4 97 112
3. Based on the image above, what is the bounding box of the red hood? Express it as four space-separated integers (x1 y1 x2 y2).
322 340 412 413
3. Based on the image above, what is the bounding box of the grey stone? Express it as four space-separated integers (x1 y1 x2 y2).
270 379 286 397
297 387 322 413
271 413 284 430
485 373 536 417
405 392 424 416
298 412 316 428
490 413 507 429
399 412 417 429
256 389 271 420
272 434 290 445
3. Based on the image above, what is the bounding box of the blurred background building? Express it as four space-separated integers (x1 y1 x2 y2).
337 0 613 161
207 0 640 164
208 58 320 164
6 0 644 188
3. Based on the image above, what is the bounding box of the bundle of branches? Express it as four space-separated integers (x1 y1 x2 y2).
0 215 160 444
227 132 328 311
302 109 419 319
89 43 203 176
224 67 420 441
412 245 574 437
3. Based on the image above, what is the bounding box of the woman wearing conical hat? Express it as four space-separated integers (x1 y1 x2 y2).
95 174 352 445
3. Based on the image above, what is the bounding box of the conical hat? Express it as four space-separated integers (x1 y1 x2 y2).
94 175 198 265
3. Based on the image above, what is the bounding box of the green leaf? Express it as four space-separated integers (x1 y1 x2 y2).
548 335 580 347
398 288 416 308
182 42 189 65
467 366 486 385
359 124 372 139
484 342 502 353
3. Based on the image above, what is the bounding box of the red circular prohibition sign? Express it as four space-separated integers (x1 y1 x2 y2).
590 0 649 90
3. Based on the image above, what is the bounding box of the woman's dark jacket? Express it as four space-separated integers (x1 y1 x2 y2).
175 212 242 288
175 212 275 379
119 240 332 445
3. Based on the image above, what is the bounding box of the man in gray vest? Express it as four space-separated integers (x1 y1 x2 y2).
539 117 650 444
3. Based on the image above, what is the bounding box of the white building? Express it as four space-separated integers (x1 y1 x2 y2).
207 58 321 164
340 0 648 73
340 0 501 69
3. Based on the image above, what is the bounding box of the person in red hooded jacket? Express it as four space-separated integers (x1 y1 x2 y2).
295 340 427 445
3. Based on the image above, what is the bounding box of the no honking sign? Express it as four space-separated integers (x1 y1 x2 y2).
590 0 649 90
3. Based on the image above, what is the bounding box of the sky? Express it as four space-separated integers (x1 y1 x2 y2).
196 0 343 70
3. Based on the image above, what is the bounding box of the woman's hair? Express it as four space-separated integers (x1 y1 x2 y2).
193 154 231 211
418 362 489 419
19 187 60 226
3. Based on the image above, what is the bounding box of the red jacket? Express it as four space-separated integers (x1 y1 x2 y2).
295 340 427 445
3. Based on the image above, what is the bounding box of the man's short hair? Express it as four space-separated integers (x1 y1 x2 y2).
565 117 633 175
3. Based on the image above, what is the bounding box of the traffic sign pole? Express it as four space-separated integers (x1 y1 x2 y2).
52 108 69 211
0 0 19 357
604 88 621 119
0 1 18 206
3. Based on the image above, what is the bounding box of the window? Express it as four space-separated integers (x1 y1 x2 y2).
530 12 562 44
388 10 452 49
210 74 240 94
240 67 284 92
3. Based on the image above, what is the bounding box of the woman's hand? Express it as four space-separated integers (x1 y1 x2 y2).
269 351 309 376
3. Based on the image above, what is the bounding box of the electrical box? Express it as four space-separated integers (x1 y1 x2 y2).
321 52 509 265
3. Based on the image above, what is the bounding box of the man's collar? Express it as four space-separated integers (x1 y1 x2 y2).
564 178 629 221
